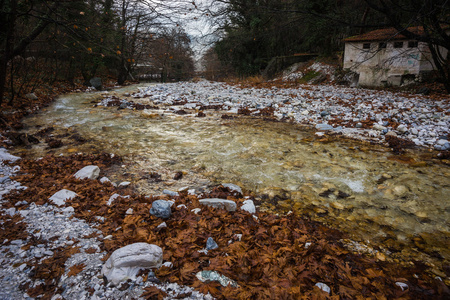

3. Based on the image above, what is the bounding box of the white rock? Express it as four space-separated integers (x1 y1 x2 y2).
49 189 77 206
101 243 163 286
119 181 131 187
73 165 100 180
126 208 133 215
395 282 409 291
393 185 408 198
240 200 256 214
397 125 408 133
100 177 111 184
191 208 201 214
157 222 167 229
199 198 237 212
222 183 242 194
107 193 121 206
373 124 386 131
315 282 331 293
162 261 173 268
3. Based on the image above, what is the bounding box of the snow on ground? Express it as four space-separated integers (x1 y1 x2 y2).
123 80 449 151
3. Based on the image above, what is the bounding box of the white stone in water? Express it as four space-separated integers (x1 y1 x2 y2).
315 282 331 293
199 198 237 212
49 189 77 206
101 243 163 286
240 200 256 214
73 165 100 180
107 193 121 206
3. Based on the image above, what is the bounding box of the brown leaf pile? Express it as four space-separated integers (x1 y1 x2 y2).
3 154 449 299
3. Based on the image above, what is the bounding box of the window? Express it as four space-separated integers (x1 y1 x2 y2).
394 41 403 48
363 43 371 49
378 42 387 49
408 41 418 48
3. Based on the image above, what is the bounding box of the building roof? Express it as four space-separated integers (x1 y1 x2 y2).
344 26 424 42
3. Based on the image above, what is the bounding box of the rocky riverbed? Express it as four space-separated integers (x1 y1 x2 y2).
1 80 449 299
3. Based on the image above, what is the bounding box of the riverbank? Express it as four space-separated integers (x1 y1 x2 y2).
0 80 449 299
1 148 449 299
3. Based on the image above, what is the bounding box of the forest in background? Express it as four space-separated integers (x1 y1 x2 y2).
1 0 450 109
202 0 450 92
0 0 196 106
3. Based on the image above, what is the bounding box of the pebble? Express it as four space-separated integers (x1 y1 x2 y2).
206 237 218 250
149 200 172 218
315 282 331 293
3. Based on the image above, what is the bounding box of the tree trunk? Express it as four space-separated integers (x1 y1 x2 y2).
0 0 17 105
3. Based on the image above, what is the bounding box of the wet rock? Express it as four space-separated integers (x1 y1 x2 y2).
49 189 77 206
149 200 172 219
101 243 163 286
73 165 100 180
240 200 256 214
393 185 408 198
196 271 238 288
199 198 237 212
206 237 218 250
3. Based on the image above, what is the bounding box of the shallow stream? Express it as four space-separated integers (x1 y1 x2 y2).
14 84 450 278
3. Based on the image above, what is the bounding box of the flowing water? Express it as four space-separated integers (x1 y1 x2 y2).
13 85 450 278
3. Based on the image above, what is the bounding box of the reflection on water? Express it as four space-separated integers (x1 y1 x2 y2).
15 85 450 277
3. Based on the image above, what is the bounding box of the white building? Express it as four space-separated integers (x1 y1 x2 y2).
343 26 448 87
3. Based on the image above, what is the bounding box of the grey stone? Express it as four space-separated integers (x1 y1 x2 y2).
196 271 238 288
206 237 218 250
320 111 329 117
222 183 242 194
101 243 163 286
199 198 237 212
315 124 334 131
73 165 100 180
397 125 408 133
163 189 179 197
315 282 331 293
89 77 103 90
240 200 256 214
355 123 363 128
373 124 386 131
0 176 11 184
49 189 78 206
149 200 172 219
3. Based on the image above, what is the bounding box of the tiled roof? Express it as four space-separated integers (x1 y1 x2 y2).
344 26 424 42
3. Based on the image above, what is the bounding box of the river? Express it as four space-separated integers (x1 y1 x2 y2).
13 83 450 278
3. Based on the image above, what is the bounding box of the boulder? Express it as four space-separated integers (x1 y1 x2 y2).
199 198 237 212
149 200 172 219
101 243 163 286
73 165 100 180
49 189 77 206
90 77 103 90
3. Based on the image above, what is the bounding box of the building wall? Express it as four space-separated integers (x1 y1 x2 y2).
343 40 447 86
